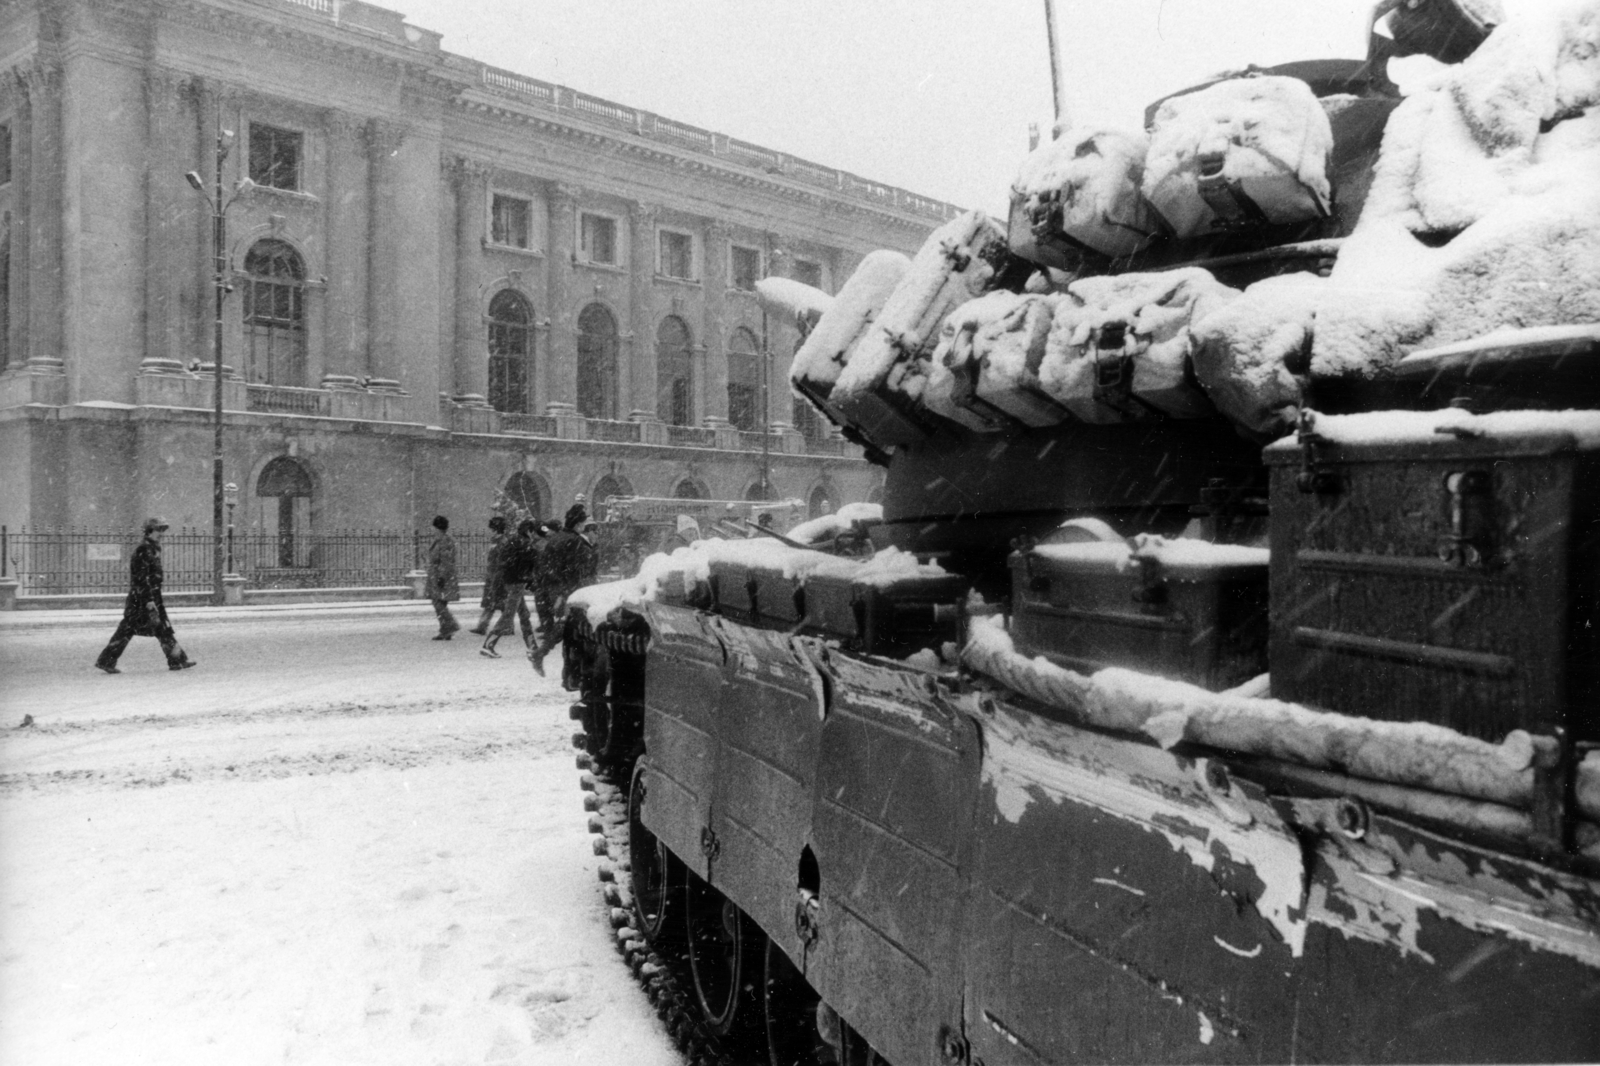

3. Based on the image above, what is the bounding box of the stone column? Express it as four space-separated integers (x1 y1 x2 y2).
141 68 185 375
4 69 31 370
321 110 366 390
765 236 794 431
23 61 64 380
544 182 578 414
451 157 491 406
627 200 659 421
363 118 407 392
701 220 729 425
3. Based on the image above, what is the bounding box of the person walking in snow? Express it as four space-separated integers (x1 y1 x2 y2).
481 518 541 658
94 517 196 673
526 503 594 676
470 515 531 639
426 515 461 640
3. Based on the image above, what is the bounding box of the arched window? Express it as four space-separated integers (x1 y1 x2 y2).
592 474 632 517
746 480 774 502
672 478 705 501
808 485 832 519
487 290 533 414
256 455 313 568
577 303 619 420
502 471 545 521
727 327 761 432
242 239 306 387
656 315 694 427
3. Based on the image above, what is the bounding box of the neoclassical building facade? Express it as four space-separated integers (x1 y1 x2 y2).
0 0 952 542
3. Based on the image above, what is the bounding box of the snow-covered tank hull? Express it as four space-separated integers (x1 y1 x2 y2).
561 3 1600 1060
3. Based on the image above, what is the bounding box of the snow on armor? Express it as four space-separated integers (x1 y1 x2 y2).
789 249 910 433
1008 125 1164 265
831 210 1007 447
1143 75 1334 238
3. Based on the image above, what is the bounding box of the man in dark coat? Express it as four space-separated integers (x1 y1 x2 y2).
426 514 461 640
470 515 532 638
481 518 540 657
95 517 196 673
527 503 595 676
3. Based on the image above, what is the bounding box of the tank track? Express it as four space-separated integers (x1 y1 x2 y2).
569 714 743 1066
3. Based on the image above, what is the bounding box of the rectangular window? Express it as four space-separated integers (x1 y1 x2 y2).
659 229 694 280
491 194 531 248
249 123 302 191
580 212 617 265
792 259 823 290
0 124 11 186
731 245 762 291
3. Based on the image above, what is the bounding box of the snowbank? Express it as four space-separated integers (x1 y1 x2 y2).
963 615 1556 810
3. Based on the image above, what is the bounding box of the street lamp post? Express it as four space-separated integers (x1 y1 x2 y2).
185 105 247 606
224 481 238 574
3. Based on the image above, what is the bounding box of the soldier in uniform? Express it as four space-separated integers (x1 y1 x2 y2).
94 517 196 673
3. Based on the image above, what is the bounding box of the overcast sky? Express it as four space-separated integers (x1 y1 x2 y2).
393 0 1375 214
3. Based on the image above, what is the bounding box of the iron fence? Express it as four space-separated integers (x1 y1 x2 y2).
1 526 491 596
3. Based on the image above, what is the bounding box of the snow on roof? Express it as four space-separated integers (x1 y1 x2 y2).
1278 406 1600 448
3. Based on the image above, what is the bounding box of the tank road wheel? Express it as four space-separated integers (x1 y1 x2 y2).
628 764 682 953
763 937 831 1066
685 870 766 1051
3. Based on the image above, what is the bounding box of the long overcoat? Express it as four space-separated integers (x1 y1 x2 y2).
481 532 507 608
426 531 460 601
120 536 171 636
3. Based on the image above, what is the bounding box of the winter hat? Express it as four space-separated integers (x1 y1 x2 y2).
488 515 507 533
143 516 170 534
564 503 588 530
516 518 538 536
432 515 449 531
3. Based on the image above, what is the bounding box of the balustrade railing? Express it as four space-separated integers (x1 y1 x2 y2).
501 412 559 437
247 384 329 416
587 419 642 444
666 424 716 448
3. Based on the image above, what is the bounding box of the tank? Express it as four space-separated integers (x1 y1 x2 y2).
563 3 1600 1062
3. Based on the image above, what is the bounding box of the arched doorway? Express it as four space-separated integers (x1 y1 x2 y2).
808 484 832 519
488 290 534 414
502 471 545 521
242 239 307 386
672 478 706 501
256 455 313 568
727 327 761 432
577 303 619 420
656 315 694 427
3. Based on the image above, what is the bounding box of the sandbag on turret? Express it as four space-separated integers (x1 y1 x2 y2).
790 250 911 433
832 210 1008 446
925 291 1066 430
1038 268 1239 423
1143 75 1334 238
1009 125 1164 267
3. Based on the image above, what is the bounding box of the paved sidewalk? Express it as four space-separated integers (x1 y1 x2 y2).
0 599 439 632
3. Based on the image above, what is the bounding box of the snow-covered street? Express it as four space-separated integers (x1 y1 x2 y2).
0 606 683 1066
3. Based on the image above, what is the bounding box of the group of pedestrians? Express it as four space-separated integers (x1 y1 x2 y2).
424 502 597 677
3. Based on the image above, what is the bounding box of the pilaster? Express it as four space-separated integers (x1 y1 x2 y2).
545 182 578 412
23 61 64 379
702 219 730 423
451 156 492 406
627 200 659 421
141 68 185 375
363 118 407 391
321 109 366 388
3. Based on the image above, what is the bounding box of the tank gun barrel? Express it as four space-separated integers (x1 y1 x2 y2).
1043 0 1069 132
